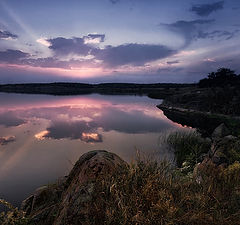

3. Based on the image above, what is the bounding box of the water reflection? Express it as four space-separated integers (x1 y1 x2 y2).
0 136 16 145
0 93 187 207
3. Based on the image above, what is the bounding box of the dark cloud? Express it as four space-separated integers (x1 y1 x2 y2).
162 20 214 47
48 37 92 56
197 29 240 40
167 60 180 65
0 49 29 63
48 35 176 67
94 43 176 67
190 1 224 16
109 0 120 4
84 34 105 43
43 120 102 143
157 67 183 73
1 33 175 69
0 136 16 145
186 55 240 80
25 57 71 69
48 34 105 56
0 49 72 69
0 111 25 127
0 30 18 40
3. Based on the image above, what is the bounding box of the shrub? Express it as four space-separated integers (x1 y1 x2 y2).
166 131 210 169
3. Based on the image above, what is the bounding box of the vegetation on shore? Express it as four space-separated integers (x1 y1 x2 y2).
161 68 240 116
0 82 193 97
1 127 240 225
89 158 240 225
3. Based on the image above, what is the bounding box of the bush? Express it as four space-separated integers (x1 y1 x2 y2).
166 131 210 169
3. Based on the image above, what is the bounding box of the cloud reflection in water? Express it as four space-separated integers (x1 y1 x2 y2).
0 94 187 208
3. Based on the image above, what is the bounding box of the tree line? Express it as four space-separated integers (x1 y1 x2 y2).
198 68 240 87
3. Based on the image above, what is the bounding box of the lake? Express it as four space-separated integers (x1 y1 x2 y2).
0 93 187 207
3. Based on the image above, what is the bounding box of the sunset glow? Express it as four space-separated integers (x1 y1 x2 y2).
0 0 239 83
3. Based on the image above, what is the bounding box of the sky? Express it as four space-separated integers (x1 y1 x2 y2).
0 0 239 83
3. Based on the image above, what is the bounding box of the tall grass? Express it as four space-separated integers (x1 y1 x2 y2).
166 131 210 169
88 157 240 225
0 199 30 225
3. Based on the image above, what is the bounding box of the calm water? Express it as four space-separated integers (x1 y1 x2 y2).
0 93 186 207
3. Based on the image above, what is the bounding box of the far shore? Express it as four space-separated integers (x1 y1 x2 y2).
0 82 195 97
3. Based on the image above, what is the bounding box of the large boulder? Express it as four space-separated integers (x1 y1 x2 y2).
212 123 230 139
209 135 239 166
21 150 127 225
193 124 240 183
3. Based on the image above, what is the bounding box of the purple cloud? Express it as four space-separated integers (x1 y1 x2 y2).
0 49 29 63
48 37 92 56
0 30 18 40
83 34 105 44
43 120 102 143
162 20 214 47
94 44 176 67
109 0 120 4
197 29 240 40
25 57 71 69
191 1 224 17
0 111 25 127
48 34 105 56
167 60 180 65
0 33 176 69
47 35 176 67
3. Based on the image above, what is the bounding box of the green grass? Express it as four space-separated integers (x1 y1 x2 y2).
165 131 210 170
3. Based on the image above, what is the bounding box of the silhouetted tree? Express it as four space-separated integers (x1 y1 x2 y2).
199 68 239 87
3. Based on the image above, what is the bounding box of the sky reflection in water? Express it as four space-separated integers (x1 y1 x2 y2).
0 93 187 207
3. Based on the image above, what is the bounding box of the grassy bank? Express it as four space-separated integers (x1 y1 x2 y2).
1 160 240 225
88 158 240 225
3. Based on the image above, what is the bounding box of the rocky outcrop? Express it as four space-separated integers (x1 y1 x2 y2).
211 123 230 139
194 124 240 182
21 150 127 225
208 124 239 166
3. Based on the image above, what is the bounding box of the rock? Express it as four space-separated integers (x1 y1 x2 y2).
21 150 127 225
212 123 230 139
21 177 67 225
194 125 239 183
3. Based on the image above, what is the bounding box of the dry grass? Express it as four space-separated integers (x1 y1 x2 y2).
0 199 30 225
1 158 240 225
166 131 210 169
88 156 240 225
